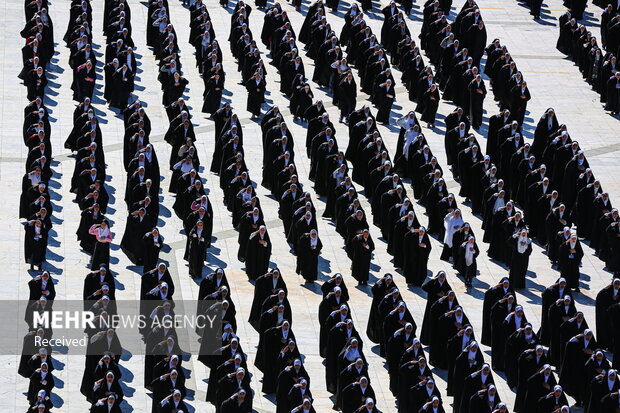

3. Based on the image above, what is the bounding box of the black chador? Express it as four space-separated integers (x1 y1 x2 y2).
419 272 451 344
366 274 399 344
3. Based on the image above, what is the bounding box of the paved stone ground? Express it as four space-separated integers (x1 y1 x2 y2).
1 0 618 411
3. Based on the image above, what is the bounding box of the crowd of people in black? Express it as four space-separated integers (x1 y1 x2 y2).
15 0 620 410
556 6 620 114
243 0 620 411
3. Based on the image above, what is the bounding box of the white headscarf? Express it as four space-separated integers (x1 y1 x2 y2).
443 210 464 247
465 237 476 266
493 194 505 213
516 231 531 254
310 230 318 248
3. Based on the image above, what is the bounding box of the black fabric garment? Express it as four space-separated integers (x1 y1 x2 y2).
366 276 398 344
296 234 322 281
403 230 432 286
248 272 287 329
514 351 549 411
419 276 452 344
481 281 513 346
184 224 208 278
559 334 597 403
427 295 459 367
504 328 540 388
523 370 558 413
244 231 271 281
547 300 577 365
595 283 620 350
450 348 485 410
509 235 532 289
350 234 374 283
340 383 376 413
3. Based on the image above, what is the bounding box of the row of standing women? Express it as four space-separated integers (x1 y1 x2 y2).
20 0 58 409
555 7 620 114
71 0 129 411
142 0 205 411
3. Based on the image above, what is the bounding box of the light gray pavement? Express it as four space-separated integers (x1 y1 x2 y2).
1 0 618 411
